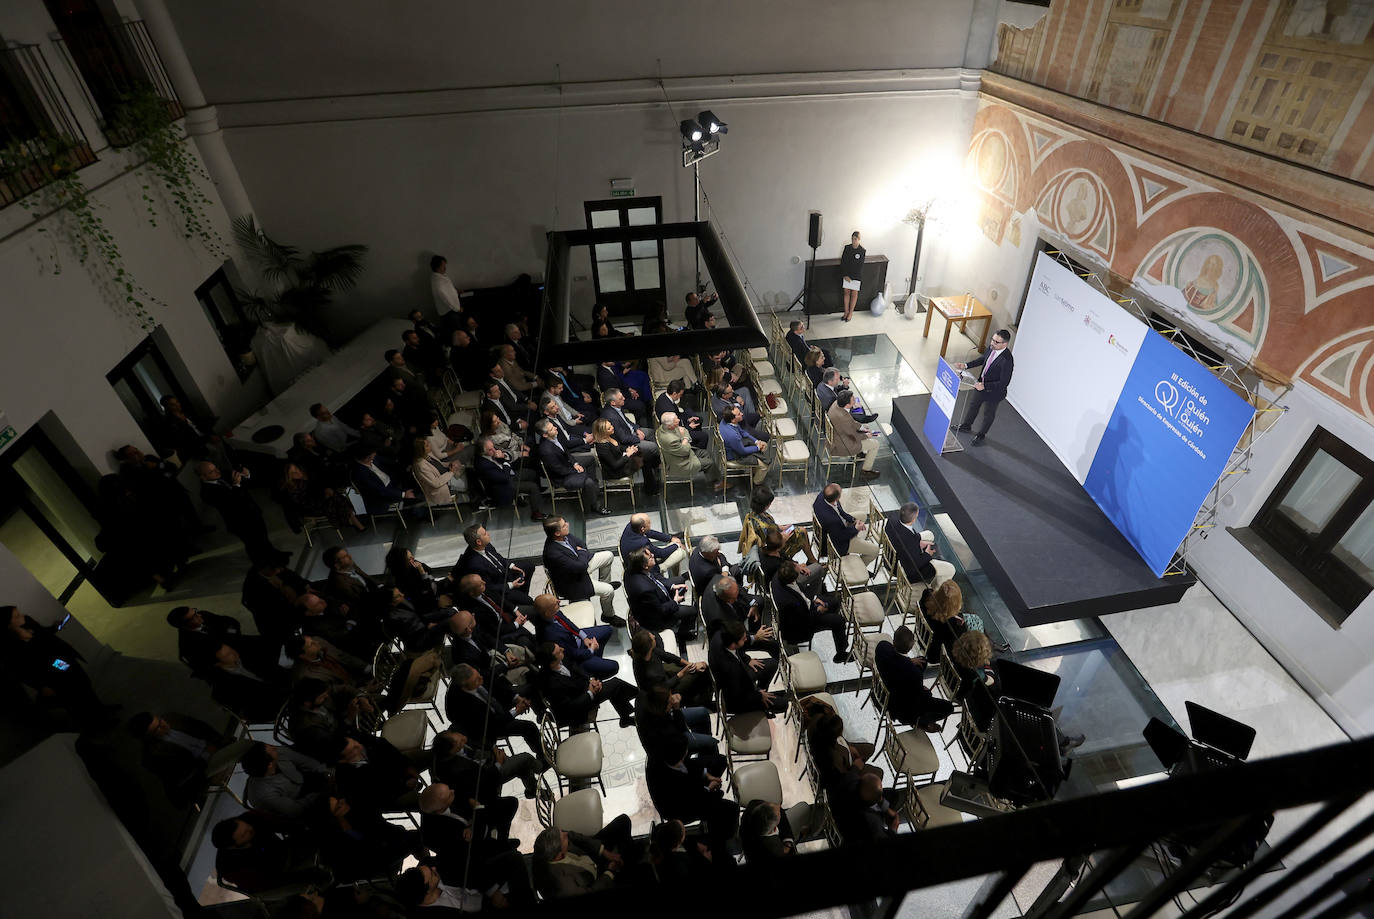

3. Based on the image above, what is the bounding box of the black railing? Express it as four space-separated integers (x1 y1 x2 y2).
52 19 183 147
574 735 1374 919
0 43 96 209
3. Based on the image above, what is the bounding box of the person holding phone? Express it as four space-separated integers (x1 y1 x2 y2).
3 605 116 726
840 230 866 321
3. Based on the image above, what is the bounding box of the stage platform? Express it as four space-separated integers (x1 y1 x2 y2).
891 394 1194 626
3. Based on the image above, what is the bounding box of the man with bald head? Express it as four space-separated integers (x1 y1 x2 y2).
619 512 687 573
197 460 288 564
455 572 534 654
656 412 721 489
443 662 543 759
532 592 619 678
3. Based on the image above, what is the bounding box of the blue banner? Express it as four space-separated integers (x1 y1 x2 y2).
923 357 961 454
1083 331 1254 576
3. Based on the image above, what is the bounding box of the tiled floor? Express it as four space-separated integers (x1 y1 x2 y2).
47 312 1355 916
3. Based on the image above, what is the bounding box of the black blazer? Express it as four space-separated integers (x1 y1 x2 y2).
708 631 764 713
965 348 1014 401
688 549 724 597
444 683 520 740
536 437 580 483
645 756 730 824
884 511 937 582
769 579 824 645
875 641 942 725
474 455 517 505
625 571 683 632
199 480 265 536
655 392 700 425
594 440 635 478
599 405 641 444
537 659 599 725
813 494 860 557
542 533 597 601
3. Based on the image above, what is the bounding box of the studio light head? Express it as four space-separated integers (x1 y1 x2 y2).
680 119 704 146
697 110 727 135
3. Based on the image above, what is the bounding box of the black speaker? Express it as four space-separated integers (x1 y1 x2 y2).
807 211 823 249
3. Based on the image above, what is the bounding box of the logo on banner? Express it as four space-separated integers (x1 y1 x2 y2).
1108 334 1128 355
1083 314 1103 334
937 365 959 393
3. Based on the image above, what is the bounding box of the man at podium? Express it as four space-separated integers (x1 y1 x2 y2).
953 330 1013 446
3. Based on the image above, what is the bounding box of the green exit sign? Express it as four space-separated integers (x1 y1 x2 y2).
610 188 635 198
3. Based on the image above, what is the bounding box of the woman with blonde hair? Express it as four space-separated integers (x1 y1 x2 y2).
924 580 987 664
410 437 468 505
592 417 651 489
949 630 996 698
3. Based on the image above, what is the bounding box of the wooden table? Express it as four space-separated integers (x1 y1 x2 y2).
924 294 993 358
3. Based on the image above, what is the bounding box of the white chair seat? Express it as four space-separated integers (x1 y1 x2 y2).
380 710 429 755
914 782 965 829
773 418 799 439
765 395 788 416
858 632 893 668
788 650 828 694
889 729 939 776
657 629 680 658
555 731 603 778
779 440 810 462
553 788 605 836
748 347 769 360
753 361 776 378
562 600 598 630
798 691 837 717
839 554 870 585
851 591 887 626
732 761 783 805
726 711 773 755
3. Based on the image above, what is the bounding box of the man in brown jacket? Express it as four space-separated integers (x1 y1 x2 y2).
826 389 881 479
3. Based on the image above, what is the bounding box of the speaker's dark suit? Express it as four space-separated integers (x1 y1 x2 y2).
959 348 1014 436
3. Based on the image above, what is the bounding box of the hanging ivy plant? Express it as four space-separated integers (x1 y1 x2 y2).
111 85 226 258
7 134 161 331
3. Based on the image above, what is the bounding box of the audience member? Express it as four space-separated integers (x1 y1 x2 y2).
687 535 739 597
786 319 833 368
473 436 548 522
211 811 327 894
741 484 819 564
534 641 637 728
532 818 637 899
540 515 624 626
127 710 233 806
309 404 359 454
592 417 657 492
707 620 785 715
242 741 332 820
771 560 847 662
532 593 619 678
275 461 365 533
874 627 954 732
535 419 607 515
887 501 956 594
443 663 542 760
812 482 879 564
656 411 720 489
624 548 696 646
719 405 773 483
827 389 882 479
655 379 707 446
197 461 290 565
644 734 737 852
451 523 536 610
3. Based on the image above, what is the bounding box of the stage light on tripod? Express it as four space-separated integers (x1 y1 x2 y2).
680 119 704 144
697 110 727 135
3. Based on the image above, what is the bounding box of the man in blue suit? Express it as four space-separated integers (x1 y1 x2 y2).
531 594 619 679
812 482 879 563
619 512 687 574
719 406 772 484
540 516 625 626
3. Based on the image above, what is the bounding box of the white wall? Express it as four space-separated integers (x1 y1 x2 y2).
163 0 978 101
1186 382 1374 736
220 90 979 337
0 0 261 477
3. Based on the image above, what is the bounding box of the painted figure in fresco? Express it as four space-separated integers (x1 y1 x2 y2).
1182 253 1224 311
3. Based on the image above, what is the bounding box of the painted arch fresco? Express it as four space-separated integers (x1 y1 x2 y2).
970 100 1374 423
